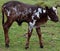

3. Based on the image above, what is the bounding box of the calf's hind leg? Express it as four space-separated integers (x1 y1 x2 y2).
3 20 13 48
25 27 33 49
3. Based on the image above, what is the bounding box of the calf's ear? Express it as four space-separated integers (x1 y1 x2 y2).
55 5 60 8
45 6 49 10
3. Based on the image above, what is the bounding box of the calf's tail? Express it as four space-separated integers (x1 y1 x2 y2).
2 8 4 25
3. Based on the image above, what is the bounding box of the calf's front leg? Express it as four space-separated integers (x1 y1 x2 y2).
25 20 36 49
36 27 43 48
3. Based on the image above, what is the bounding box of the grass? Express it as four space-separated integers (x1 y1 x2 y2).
0 0 60 51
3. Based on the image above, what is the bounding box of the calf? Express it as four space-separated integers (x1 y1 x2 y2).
2 1 59 49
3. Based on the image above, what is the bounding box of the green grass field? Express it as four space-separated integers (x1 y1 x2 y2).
0 0 60 51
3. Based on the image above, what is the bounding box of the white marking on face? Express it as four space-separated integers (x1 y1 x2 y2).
29 20 36 32
52 7 57 14
25 8 28 12
48 16 51 20
53 7 56 11
43 10 46 13
7 10 10 16
3 5 6 8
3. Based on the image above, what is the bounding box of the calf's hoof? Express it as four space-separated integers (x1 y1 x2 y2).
40 45 43 48
5 44 9 48
25 46 29 49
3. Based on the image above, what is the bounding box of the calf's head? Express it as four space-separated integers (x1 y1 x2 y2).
46 6 59 22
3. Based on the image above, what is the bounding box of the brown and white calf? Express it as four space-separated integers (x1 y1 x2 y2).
2 1 59 49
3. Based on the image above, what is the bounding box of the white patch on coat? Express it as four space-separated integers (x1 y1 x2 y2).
22 8 28 15
29 8 32 13
13 7 19 15
38 8 42 13
34 10 36 13
35 12 40 18
32 15 34 20
7 10 10 16
29 20 36 32
19 12 22 15
34 8 42 18
43 10 46 13
52 7 57 14
13 7 17 12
